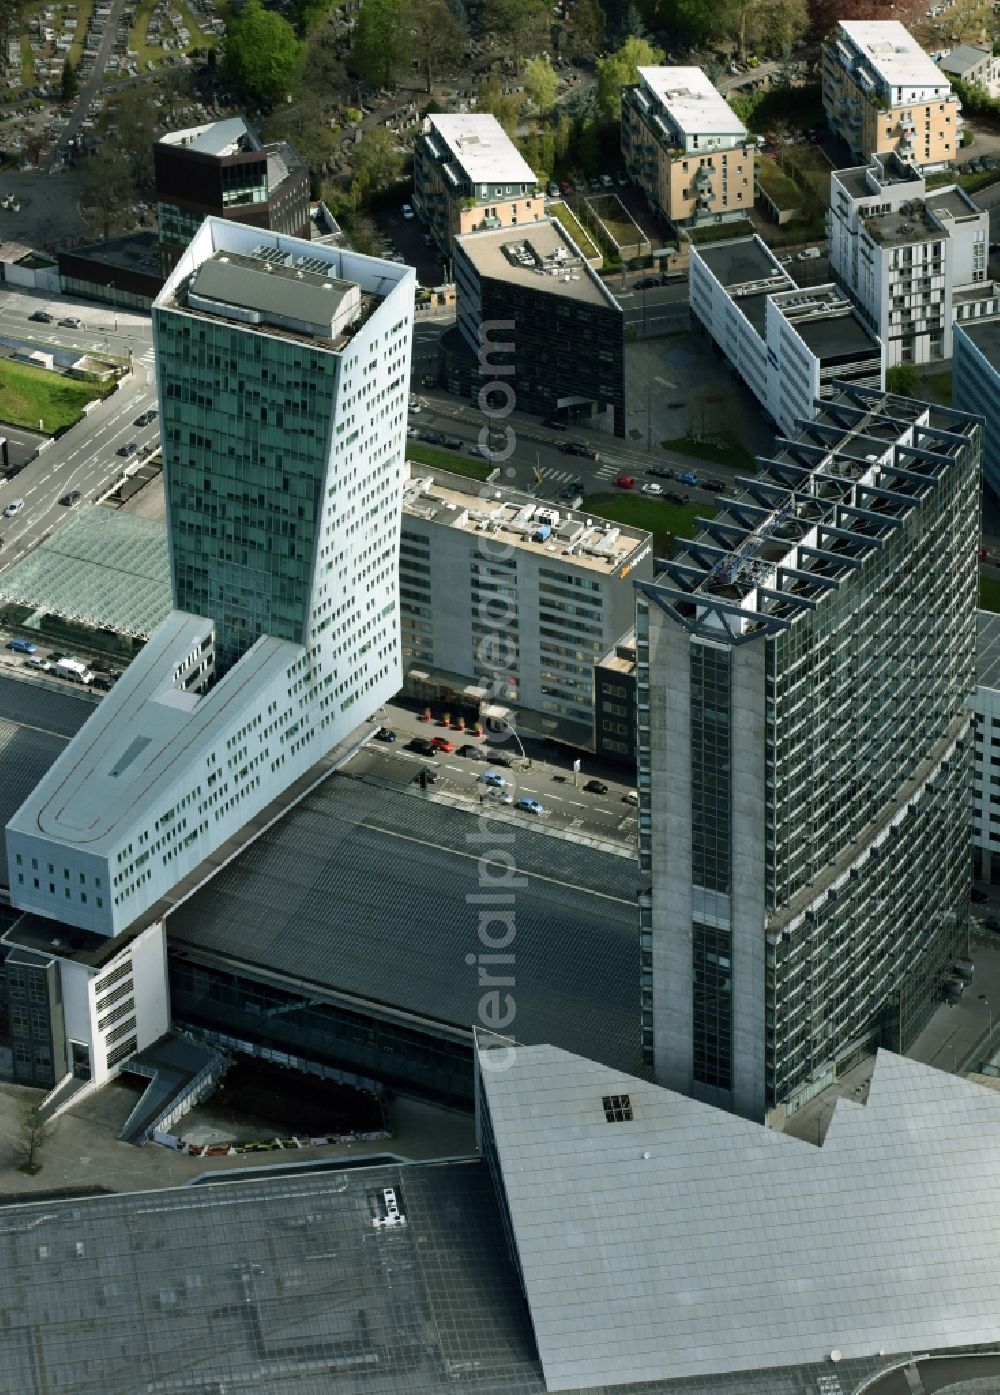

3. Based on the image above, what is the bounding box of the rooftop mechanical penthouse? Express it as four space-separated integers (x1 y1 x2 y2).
636 383 980 1120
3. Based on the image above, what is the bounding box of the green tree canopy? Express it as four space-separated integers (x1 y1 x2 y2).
350 0 411 87
595 35 664 121
409 0 465 94
523 56 560 113
224 0 304 103
352 124 404 192
480 0 548 63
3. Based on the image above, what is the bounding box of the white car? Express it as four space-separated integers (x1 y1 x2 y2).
408 399 421 413
3 499 24 518
401 203 415 220
642 483 663 496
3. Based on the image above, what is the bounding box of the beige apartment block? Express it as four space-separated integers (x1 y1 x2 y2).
622 66 754 228
823 20 961 170
412 113 541 258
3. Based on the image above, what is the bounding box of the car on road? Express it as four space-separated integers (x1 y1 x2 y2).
547 181 560 197
430 736 455 752
7 637 37 654
623 790 639 806
468 443 490 458
542 417 567 430
702 478 726 492
134 409 158 426
3 499 24 517
58 490 81 507
408 399 421 413
401 204 415 220
422 430 445 445
588 176 601 191
117 442 139 457
459 743 488 760
642 482 663 495
481 771 508 787
972 888 989 903
953 957 975 980
982 917 1000 933
615 475 635 489
984 156 998 172
406 425 421 438
634 276 660 290
664 489 690 504
516 797 544 815
29 310 54 323
647 465 675 479
24 655 51 671
485 750 514 768
560 440 599 459
600 173 613 187
374 726 396 742
408 736 437 756
616 171 629 186
583 779 608 795
442 436 462 449
677 471 699 486
560 481 584 500
58 316 82 328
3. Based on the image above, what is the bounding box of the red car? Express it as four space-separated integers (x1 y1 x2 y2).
431 736 456 752
614 475 635 489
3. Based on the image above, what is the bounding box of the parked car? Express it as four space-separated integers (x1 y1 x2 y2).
7 637 37 654
408 399 421 413
481 770 508 787
24 655 51 671
634 276 660 290
623 790 639 806
468 443 490 458
486 750 514 768
401 203 415 220
547 181 560 197
408 736 437 756
28 310 54 323
422 430 445 446
678 471 699 486
459 743 488 760
516 797 544 815
3 499 24 517
642 482 663 495
58 490 81 507
374 726 396 742
953 958 975 980
983 917 1000 933
560 481 584 500
967 159 983 174
583 779 608 795
442 436 462 449
431 736 455 752
117 442 139 457
702 478 727 492
543 417 567 430
615 475 635 489
600 173 613 187
588 176 601 191
647 466 675 479
665 489 690 504
58 315 82 328
972 888 989 903
616 171 629 186
984 156 998 172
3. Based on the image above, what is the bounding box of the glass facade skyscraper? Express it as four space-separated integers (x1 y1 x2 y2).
636 384 980 1120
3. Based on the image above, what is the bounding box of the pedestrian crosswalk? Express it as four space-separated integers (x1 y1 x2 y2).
138 348 155 366
535 460 634 485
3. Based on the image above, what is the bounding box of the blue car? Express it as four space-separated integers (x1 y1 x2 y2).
516 797 544 815
481 770 508 787
7 637 37 654
678 471 699 486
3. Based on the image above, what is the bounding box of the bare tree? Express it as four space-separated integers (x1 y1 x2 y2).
18 1103 50 1175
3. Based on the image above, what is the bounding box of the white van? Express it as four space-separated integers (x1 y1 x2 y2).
55 657 94 684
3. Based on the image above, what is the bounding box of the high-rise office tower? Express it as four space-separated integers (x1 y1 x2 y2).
7 219 414 942
635 384 979 1121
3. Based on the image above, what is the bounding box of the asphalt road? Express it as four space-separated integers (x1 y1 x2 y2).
0 288 158 569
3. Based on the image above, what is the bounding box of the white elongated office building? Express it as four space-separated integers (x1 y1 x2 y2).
4 218 413 1083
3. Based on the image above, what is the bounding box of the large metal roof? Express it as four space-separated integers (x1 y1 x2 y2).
0 508 170 639
167 775 646 1075
479 1042 1000 1391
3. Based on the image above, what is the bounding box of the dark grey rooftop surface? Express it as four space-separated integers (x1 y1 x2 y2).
0 674 95 887
63 230 162 278
191 253 355 328
926 185 977 221
167 774 646 1075
958 314 1000 368
795 311 880 360
696 236 785 290
0 1158 978 1395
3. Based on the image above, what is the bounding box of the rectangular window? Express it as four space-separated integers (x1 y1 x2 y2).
692 920 733 1092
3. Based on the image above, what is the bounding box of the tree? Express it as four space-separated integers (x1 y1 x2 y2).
939 0 990 44
808 0 925 38
18 1103 50 1176
60 58 78 102
613 0 646 41
595 35 664 121
352 124 404 193
224 0 304 103
480 0 548 65
114 87 159 190
886 362 918 397
409 0 464 94
571 0 606 52
523 56 559 113
350 0 411 87
79 154 134 239
479 74 521 134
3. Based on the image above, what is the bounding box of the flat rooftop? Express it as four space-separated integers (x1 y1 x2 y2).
427 112 537 186
158 114 258 156
862 200 943 247
403 469 647 574
60 230 162 278
926 185 979 221
839 19 953 91
167 772 646 1077
696 235 788 292
455 218 619 308
835 156 921 200
637 65 746 137
958 314 1000 367
788 308 881 361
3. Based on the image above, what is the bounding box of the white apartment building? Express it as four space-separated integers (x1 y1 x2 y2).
689 235 883 437
829 152 998 364
399 468 652 743
4 219 414 1081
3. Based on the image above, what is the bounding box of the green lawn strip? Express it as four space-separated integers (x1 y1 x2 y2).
981 576 1000 613
661 435 755 470
685 218 756 246
0 359 105 432
546 201 602 263
19 35 35 85
756 157 804 210
407 443 490 481
583 491 710 559
920 371 952 406
67 0 96 68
